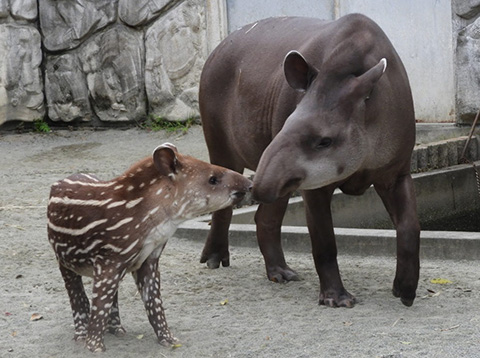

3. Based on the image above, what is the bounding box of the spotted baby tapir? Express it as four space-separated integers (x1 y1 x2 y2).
47 143 252 352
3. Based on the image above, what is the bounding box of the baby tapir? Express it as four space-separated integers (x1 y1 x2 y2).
47 143 252 352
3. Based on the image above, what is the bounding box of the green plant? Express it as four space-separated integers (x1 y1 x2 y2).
140 115 196 133
33 119 51 133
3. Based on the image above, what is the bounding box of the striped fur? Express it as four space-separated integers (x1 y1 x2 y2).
47 143 252 352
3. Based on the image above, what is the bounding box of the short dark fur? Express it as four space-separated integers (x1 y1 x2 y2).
199 14 420 307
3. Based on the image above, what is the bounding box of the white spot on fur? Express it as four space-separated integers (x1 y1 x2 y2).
126 197 144 209
49 196 112 207
107 200 126 209
106 217 134 231
120 239 139 255
48 219 108 236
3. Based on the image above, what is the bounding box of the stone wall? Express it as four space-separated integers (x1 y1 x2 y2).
0 0 210 127
453 0 480 124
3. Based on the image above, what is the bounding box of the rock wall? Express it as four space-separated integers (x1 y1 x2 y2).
0 0 208 127
453 0 480 124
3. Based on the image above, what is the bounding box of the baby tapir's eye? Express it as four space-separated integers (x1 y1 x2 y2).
209 176 219 185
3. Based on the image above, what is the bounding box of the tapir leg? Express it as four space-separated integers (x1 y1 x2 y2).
200 207 233 268
374 173 420 306
255 195 300 282
303 187 356 307
200 133 243 269
106 292 126 336
59 265 90 341
133 251 177 346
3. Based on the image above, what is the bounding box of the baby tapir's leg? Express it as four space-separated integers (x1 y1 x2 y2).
107 291 126 336
59 265 90 341
133 250 176 346
86 260 127 352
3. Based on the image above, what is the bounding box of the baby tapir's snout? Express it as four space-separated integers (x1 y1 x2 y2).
47 142 251 352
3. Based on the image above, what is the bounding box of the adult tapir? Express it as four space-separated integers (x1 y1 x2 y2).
199 13 420 307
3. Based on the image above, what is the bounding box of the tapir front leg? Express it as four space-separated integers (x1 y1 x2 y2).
375 173 420 306
255 195 300 282
133 251 177 346
303 187 356 307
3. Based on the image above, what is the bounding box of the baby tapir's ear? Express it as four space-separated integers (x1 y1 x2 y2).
153 143 179 176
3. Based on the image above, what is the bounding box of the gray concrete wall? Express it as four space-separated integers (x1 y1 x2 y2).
226 0 456 123
226 0 334 32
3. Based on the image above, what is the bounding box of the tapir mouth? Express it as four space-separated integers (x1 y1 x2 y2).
252 177 303 203
279 177 303 198
230 191 246 204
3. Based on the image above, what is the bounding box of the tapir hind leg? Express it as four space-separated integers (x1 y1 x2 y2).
255 195 300 282
303 187 356 307
374 173 420 307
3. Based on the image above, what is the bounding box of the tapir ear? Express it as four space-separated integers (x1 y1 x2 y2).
152 143 179 176
351 58 387 100
284 50 318 92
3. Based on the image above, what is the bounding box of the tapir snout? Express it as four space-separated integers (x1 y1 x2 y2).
252 134 306 203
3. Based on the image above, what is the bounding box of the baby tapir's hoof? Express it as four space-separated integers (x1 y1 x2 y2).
159 336 180 347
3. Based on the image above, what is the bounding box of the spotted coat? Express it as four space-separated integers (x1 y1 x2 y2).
47 143 252 352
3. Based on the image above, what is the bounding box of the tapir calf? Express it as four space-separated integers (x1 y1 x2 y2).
47 143 252 352
199 14 420 307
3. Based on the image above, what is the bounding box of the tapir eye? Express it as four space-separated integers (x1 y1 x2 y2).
315 137 333 150
208 176 219 185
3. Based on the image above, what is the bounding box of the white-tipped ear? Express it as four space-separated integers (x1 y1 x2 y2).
156 142 178 153
152 143 178 176
380 58 387 73
349 58 388 101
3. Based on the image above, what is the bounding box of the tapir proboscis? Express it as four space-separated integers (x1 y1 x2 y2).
199 13 420 307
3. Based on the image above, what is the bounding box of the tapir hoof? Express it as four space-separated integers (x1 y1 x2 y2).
159 336 179 348
107 325 127 337
86 339 106 353
267 265 301 283
319 289 356 308
392 286 416 307
200 252 230 269
73 332 87 342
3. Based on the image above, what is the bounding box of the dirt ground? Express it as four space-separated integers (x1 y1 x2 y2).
1 126 480 358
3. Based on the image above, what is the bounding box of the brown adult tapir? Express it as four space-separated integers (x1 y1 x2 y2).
199 14 420 307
